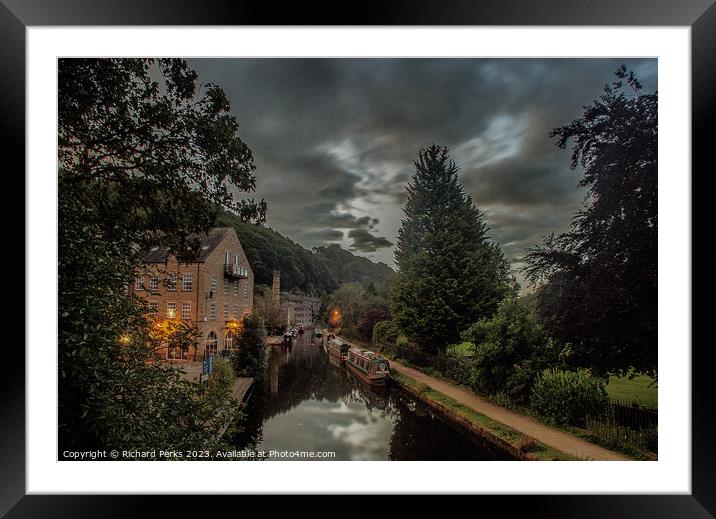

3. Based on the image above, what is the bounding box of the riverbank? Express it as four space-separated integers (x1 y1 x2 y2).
392 371 573 460
389 358 631 461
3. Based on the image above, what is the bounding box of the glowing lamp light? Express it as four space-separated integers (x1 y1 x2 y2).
329 307 342 327
226 320 244 333
119 334 131 345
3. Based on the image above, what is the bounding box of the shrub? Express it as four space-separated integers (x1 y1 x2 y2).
462 299 559 405
206 357 235 398
372 320 400 345
432 355 472 387
530 368 610 427
232 312 268 378
356 307 390 342
396 334 410 347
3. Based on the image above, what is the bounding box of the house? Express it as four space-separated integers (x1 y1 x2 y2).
132 227 254 361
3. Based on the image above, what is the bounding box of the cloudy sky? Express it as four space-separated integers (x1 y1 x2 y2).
189 58 657 287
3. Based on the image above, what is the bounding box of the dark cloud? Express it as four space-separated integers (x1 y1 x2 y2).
188 58 657 284
302 228 345 242
347 229 394 253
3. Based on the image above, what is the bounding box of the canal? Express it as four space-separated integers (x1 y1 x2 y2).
231 330 514 460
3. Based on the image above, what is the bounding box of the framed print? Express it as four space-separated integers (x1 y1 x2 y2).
2 0 712 515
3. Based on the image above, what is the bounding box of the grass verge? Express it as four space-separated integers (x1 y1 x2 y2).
392 370 576 461
606 373 658 410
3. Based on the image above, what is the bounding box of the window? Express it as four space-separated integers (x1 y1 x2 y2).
134 276 144 291
206 331 218 356
147 302 158 318
242 301 248 315
182 273 192 291
243 283 248 298
224 251 231 266
223 304 229 321
149 276 159 292
224 331 234 350
167 273 177 291
166 302 176 319
232 304 239 320
233 280 238 296
223 278 229 295
181 302 191 320
210 303 217 321
211 275 217 294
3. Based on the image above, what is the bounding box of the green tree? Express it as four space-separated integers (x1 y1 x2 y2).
325 282 366 334
59 58 263 451
391 145 513 355
461 299 561 405
524 67 657 377
253 285 284 335
232 313 268 378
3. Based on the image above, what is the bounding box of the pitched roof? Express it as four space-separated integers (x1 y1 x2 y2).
143 227 233 264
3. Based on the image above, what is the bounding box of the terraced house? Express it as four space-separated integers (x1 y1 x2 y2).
133 227 254 361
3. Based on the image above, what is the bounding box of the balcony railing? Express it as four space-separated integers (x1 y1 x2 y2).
224 263 248 279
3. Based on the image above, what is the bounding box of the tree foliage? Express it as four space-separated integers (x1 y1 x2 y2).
59 58 260 450
253 285 284 335
232 313 269 378
461 299 562 405
530 368 610 427
523 67 657 377
390 145 513 354
215 209 395 295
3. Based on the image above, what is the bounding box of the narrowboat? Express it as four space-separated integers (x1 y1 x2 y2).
328 338 351 365
345 347 390 387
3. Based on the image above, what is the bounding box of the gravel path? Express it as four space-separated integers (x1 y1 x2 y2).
390 359 630 461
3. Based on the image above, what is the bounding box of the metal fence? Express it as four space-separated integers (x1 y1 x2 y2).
610 399 657 430
379 340 658 452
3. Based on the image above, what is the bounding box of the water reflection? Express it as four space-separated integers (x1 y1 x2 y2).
231 331 512 461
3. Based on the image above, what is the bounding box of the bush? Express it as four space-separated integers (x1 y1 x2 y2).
206 357 235 399
530 368 610 427
356 307 390 342
462 299 559 405
232 313 268 378
396 334 410 347
372 320 400 345
431 355 472 387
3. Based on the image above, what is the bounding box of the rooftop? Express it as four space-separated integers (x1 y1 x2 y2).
143 227 234 264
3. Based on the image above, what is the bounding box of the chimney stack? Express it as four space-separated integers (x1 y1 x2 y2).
272 270 280 304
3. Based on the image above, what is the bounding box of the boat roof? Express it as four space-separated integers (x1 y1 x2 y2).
348 347 386 360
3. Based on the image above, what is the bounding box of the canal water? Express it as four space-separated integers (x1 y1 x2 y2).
231 330 513 461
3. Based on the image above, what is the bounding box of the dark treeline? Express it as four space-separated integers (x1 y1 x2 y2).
216 209 396 296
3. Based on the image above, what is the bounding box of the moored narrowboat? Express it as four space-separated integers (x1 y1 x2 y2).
328 338 351 365
345 347 390 386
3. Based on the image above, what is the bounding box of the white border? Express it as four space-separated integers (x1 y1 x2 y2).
27 27 691 494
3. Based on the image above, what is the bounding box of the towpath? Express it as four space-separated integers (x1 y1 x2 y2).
389 359 630 461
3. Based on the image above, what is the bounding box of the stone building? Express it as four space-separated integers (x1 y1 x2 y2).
270 269 320 328
281 291 321 328
133 227 254 361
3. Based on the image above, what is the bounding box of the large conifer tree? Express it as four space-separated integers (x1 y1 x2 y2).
390 145 512 355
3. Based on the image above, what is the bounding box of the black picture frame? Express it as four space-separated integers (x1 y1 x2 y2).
1 0 710 515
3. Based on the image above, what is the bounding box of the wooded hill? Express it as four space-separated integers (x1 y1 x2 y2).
215 210 396 296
